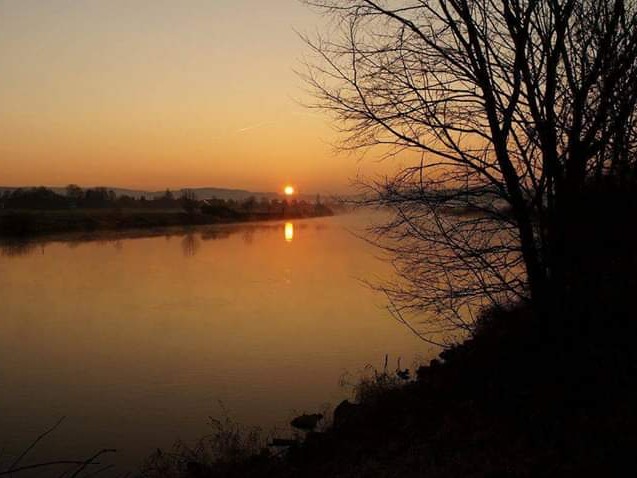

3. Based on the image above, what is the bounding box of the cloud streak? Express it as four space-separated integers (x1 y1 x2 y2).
235 121 277 134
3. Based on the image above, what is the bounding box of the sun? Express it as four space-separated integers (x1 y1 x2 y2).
284 185 295 196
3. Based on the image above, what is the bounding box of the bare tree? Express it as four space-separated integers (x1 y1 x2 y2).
301 0 637 338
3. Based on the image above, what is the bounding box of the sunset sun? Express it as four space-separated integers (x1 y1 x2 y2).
284 185 295 196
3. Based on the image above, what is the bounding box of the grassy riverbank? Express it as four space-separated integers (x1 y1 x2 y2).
139 300 637 478
0 206 333 238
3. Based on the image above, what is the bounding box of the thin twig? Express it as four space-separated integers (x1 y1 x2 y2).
7 416 66 472
70 449 117 478
0 460 99 476
82 463 115 478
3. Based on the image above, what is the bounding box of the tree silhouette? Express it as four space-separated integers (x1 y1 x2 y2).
302 0 637 337
65 184 83 201
181 189 198 216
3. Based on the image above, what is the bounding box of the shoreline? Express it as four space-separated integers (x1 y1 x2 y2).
140 302 637 478
0 208 335 242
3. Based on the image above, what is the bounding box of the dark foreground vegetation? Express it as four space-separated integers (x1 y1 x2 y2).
138 183 637 477
142 309 637 478
0 186 333 237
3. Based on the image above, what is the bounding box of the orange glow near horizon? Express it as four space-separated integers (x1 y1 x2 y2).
0 1 380 195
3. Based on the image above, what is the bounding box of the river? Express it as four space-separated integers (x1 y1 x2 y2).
0 213 435 472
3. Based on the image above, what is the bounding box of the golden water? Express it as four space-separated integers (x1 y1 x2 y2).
0 214 435 470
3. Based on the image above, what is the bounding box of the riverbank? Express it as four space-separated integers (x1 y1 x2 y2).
140 299 637 477
0 206 334 238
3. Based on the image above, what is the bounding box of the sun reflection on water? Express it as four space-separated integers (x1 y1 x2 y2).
284 222 294 242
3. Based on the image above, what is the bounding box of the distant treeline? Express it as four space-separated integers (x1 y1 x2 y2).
0 185 333 216
1 185 120 210
0 185 334 237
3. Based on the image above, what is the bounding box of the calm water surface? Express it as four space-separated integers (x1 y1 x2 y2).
0 214 435 471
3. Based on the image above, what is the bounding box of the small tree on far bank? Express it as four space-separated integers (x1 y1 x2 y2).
181 189 199 216
242 196 257 213
302 0 637 339
65 184 84 201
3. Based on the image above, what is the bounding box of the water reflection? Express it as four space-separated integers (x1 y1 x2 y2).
284 222 294 242
0 221 313 259
242 228 255 245
0 239 40 257
181 233 201 257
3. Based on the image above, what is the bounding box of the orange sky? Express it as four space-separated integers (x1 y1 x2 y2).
0 0 379 194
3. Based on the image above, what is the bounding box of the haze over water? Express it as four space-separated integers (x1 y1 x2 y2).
0 214 435 469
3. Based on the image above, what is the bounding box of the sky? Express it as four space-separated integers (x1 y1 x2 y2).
0 0 377 194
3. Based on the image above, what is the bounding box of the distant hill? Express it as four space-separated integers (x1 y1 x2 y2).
0 186 321 202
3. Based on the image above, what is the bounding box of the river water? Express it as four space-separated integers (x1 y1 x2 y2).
0 213 435 471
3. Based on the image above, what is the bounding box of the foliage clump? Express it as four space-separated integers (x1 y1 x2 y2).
141 415 267 478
